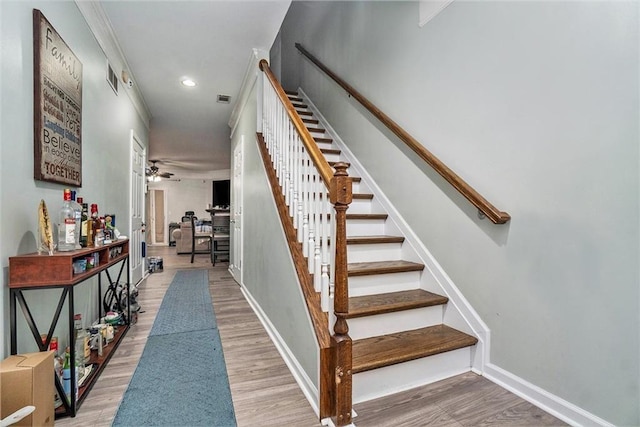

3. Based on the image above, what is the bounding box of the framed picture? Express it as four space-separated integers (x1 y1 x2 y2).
33 9 83 186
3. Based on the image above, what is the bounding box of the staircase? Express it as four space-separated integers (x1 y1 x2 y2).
286 90 480 405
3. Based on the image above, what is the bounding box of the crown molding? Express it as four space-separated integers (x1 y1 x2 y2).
75 1 151 128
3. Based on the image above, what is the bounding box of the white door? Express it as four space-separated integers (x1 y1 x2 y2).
130 131 145 286
230 138 243 280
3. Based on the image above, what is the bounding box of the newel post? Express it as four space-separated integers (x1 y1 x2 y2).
329 162 353 426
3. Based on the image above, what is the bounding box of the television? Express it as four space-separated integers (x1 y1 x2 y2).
212 180 230 208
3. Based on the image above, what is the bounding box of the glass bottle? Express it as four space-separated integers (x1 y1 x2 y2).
57 189 76 251
62 347 72 401
48 337 64 408
70 191 82 249
91 204 103 247
79 198 88 247
73 314 88 378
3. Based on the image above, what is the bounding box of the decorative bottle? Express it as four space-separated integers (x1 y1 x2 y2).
79 198 88 247
62 347 78 402
70 191 82 249
57 189 76 252
73 314 87 379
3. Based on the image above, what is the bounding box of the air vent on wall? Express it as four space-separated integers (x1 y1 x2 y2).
217 94 231 104
107 62 118 95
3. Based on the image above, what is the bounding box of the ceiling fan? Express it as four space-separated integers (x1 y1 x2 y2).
146 160 174 181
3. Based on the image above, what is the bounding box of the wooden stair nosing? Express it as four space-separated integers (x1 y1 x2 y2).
302 118 319 125
346 235 405 245
285 90 298 96
346 289 448 319
297 110 313 116
320 148 341 155
306 127 326 134
348 260 424 277
346 213 388 220
352 324 478 374
321 191 371 200
292 102 308 109
315 137 333 144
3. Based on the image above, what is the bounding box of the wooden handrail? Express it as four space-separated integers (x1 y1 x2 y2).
259 59 335 188
295 43 511 224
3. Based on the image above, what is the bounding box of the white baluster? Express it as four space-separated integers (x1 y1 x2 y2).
301 150 309 249
321 179 331 311
307 171 316 274
292 135 300 227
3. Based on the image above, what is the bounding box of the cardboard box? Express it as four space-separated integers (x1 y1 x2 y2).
1 351 54 426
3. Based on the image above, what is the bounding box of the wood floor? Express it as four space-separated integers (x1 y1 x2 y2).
55 246 565 426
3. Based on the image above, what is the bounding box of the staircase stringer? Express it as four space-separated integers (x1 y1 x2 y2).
298 87 491 372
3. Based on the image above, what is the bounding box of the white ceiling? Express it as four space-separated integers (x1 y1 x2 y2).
100 1 291 179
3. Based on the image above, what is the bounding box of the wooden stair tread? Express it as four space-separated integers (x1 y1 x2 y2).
320 148 341 155
314 137 333 143
352 325 478 373
348 260 424 276
353 193 373 200
321 191 370 199
291 102 308 109
306 127 326 133
346 213 388 220
347 289 448 319
297 110 313 116
347 235 404 245
302 118 319 125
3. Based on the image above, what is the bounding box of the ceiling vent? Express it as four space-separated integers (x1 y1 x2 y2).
216 94 231 104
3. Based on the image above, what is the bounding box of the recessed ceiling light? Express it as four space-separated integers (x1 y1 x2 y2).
181 78 197 87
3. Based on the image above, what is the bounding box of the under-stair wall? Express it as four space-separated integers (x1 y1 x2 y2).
275 2 639 426
229 76 322 412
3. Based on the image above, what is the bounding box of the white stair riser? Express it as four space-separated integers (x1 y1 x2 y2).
348 306 444 340
348 270 422 297
346 198 374 214
346 219 385 236
353 347 472 403
347 242 403 263
323 153 342 163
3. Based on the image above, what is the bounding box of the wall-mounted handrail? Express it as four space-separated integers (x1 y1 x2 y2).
295 43 511 224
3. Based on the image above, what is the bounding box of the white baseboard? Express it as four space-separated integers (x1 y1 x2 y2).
239 282 321 418
484 363 613 427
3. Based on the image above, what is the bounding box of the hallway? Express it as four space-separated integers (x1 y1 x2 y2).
55 246 319 426
55 246 564 426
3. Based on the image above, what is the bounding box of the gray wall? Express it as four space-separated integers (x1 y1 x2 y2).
277 1 639 425
1 1 149 357
230 82 319 389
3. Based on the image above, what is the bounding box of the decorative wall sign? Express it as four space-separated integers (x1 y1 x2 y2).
33 9 83 186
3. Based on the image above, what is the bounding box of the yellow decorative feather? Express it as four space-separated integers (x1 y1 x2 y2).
38 199 55 255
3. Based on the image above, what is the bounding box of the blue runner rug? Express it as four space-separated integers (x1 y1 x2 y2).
112 270 237 426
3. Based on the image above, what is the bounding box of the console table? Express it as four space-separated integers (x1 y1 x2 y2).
8 239 130 418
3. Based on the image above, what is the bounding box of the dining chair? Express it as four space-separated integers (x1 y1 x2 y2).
190 215 213 264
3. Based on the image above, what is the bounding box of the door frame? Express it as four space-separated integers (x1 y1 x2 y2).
129 130 146 285
230 137 244 282
147 188 168 245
